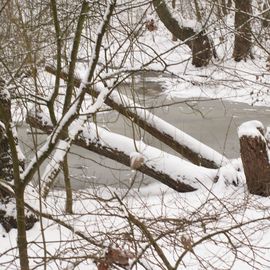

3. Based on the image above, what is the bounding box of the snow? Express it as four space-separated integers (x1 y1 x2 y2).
161 59 270 107
12 124 25 164
20 5 112 182
2 181 270 270
173 13 202 33
2 1 270 270
82 123 220 190
238 120 265 139
0 86 10 100
216 162 244 187
83 82 109 115
0 198 17 219
93 77 229 168
41 140 70 197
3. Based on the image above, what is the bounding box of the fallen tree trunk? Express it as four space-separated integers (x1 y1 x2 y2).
27 114 220 193
238 121 270 196
45 65 228 169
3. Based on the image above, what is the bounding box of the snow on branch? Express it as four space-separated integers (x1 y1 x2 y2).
82 123 218 190
45 66 228 169
41 140 71 198
152 0 202 41
21 1 116 186
27 114 229 192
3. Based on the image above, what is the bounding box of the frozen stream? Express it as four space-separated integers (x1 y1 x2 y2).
18 79 270 189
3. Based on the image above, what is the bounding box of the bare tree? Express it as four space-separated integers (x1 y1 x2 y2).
233 0 253 61
153 0 213 67
0 0 116 268
1 1 270 269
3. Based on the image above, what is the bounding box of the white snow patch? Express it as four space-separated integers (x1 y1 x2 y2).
238 120 265 139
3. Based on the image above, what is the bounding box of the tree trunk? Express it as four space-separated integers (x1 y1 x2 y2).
27 114 221 193
238 121 270 196
63 156 73 214
153 0 213 67
0 79 17 231
233 0 253 62
15 186 30 270
0 124 13 188
0 79 38 270
221 0 228 15
0 80 37 233
262 1 270 28
171 0 177 41
45 65 228 169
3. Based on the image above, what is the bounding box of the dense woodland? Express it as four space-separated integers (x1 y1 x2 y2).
1 1 270 269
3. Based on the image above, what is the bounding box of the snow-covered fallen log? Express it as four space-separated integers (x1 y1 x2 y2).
45 65 229 169
27 114 223 193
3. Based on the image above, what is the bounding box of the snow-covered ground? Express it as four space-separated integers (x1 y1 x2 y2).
2 2 270 270
1 180 270 270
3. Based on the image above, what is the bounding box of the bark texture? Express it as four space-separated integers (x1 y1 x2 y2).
239 122 270 196
233 0 253 62
153 0 212 67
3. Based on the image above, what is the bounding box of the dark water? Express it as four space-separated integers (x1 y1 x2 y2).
18 78 270 189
